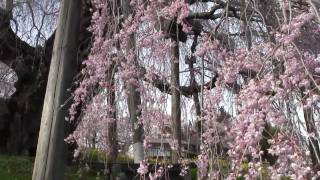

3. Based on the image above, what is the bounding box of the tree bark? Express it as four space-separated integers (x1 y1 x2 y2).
240 0 252 49
187 35 202 154
127 80 144 163
122 0 144 163
106 66 118 163
5 0 13 14
32 1 81 180
171 27 182 163
0 7 54 155
304 107 320 168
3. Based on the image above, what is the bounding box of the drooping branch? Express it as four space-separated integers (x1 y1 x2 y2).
187 4 223 20
186 0 215 4
187 0 240 20
138 65 217 97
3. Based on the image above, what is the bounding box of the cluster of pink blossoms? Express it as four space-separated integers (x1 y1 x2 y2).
68 0 320 179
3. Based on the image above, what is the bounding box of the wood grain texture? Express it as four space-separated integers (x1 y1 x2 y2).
32 1 81 180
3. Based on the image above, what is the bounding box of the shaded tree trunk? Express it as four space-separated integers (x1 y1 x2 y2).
304 107 320 168
122 0 144 163
127 80 144 163
32 1 81 180
106 66 118 163
171 26 182 163
187 35 202 156
0 1 92 157
5 0 13 15
0 7 54 155
240 0 252 49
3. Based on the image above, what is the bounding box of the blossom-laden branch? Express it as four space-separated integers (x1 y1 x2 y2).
68 0 320 179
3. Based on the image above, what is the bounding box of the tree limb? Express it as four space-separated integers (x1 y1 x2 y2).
139 66 217 97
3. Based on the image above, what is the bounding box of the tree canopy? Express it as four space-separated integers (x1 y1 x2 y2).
2 0 320 179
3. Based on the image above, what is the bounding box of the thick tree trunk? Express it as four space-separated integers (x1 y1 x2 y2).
0 7 54 155
32 1 81 180
240 0 252 49
189 60 201 135
122 0 144 163
171 29 182 163
127 81 144 163
106 67 118 163
257 0 279 43
0 1 92 157
304 107 320 168
5 0 13 14
187 35 202 155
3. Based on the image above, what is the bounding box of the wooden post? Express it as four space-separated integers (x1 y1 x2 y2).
32 1 81 180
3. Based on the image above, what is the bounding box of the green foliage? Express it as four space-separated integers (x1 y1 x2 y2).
147 157 170 164
81 148 107 162
236 161 271 180
0 155 33 180
260 124 278 165
0 154 104 180
81 148 134 163
217 158 231 177
116 154 134 163
65 165 104 180
0 153 288 180
280 176 292 180
190 167 197 180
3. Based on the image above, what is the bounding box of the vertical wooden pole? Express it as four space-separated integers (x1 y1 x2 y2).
32 1 81 180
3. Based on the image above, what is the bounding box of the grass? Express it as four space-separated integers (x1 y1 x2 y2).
190 167 197 180
0 155 33 180
0 153 198 180
81 148 134 163
65 165 104 180
0 154 104 180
